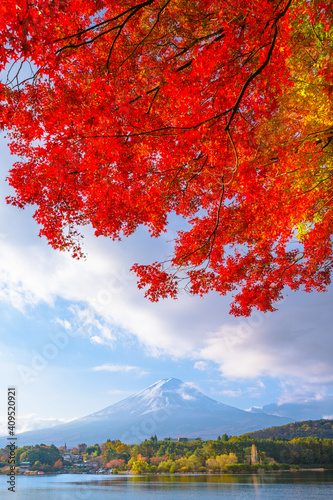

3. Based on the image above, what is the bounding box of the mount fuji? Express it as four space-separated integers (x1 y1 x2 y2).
4 378 293 446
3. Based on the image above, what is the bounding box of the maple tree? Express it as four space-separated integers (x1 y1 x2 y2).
0 0 332 315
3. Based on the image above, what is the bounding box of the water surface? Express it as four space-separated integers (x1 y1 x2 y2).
2 471 333 499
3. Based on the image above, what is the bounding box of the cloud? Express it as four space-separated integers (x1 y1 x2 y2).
2 218 333 395
194 296 333 388
93 365 149 377
180 392 195 401
67 305 116 346
276 380 328 405
219 389 243 398
55 318 72 330
180 381 202 392
194 361 209 371
248 394 333 421
1 143 333 402
246 406 263 412
90 336 106 345
0 414 75 436
93 364 137 373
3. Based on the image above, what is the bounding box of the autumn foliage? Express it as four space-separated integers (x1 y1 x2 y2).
0 0 332 315
105 458 126 470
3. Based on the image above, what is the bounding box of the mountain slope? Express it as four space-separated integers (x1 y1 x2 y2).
244 418 333 440
2 378 293 446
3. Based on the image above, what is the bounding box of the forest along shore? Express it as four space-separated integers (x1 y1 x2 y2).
1 435 333 475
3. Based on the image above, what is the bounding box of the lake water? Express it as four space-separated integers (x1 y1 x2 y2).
2 471 333 499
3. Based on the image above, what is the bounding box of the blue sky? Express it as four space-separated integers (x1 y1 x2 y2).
1 132 333 436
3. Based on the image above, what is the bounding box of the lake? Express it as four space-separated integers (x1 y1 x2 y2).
2 471 333 499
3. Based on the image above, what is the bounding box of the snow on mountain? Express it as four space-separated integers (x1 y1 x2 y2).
2 378 293 446
91 378 232 416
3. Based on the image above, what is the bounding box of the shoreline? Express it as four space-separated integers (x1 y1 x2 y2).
1 467 330 476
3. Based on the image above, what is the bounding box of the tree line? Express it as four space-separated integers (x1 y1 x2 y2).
1 435 333 473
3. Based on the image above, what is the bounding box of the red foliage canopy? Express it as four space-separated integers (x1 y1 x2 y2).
0 0 332 315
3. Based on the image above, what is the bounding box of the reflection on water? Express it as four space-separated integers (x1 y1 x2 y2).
2 471 333 500
87 471 333 487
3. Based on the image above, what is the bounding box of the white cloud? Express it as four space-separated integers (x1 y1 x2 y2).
93 364 137 373
67 305 115 346
277 380 328 405
193 299 333 388
55 318 72 330
0 414 75 436
219 389 243 398
180 381 202 392
246 392 333 421
90 335 106 345
179 391 195 401
245 406 263 412
2 218 333 395
194 361 209 371
93 365 149 377
1 143 333 401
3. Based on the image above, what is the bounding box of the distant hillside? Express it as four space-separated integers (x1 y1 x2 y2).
244 419 333 440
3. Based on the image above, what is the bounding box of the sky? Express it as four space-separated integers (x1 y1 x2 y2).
0 131 333 437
